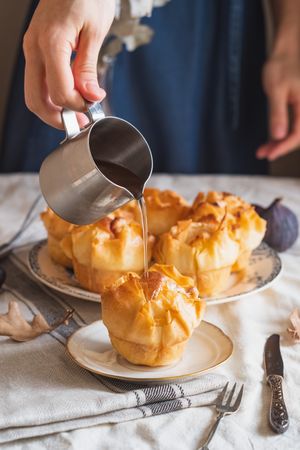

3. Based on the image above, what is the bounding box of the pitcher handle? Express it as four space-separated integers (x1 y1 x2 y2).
61 102 105 140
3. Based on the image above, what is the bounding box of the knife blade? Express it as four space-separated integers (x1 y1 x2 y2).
264 334 289 433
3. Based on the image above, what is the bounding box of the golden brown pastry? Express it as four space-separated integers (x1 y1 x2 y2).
40 208 76 268
154 219 240 297
191 191 266 271
143 188 190 235
110 200 140 222
70 216 155 293
101 264 205 366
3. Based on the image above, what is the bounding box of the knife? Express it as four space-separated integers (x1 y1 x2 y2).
264 334 289 433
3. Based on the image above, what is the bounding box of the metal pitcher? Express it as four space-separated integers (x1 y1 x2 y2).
39 102 153 225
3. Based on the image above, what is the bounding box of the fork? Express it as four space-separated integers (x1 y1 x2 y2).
0 193 42 259
199 382 244 450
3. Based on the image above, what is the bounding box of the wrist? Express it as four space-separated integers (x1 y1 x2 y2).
272 37 300 61
271 17 300 59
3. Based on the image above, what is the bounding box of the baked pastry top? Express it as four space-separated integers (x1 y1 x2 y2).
155 218 239 271
40 208 75 240
154 217 240 296
68 216 154 293
40 208 76 268
143 188 190 235
191 191 266 271
71 216 153 271
101 263 205 366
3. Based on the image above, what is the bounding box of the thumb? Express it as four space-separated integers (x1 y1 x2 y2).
73 30 106 103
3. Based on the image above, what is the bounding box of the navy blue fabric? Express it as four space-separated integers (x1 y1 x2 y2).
110 0 268 174
1 0 268 174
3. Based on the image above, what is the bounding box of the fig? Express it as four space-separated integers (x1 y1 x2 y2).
254 198 298 252
0 267 6 288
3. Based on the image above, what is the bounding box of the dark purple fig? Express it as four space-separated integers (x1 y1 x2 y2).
0 266 6 288
254 198 298 252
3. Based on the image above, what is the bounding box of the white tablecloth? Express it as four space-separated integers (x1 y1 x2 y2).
1 174 300 450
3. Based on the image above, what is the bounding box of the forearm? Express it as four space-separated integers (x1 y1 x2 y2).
270 0 300 56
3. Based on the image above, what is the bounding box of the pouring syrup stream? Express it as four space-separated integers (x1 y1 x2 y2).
96 160 149 277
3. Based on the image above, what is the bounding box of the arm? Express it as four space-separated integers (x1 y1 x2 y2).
23 0 115 128
257 0 300 161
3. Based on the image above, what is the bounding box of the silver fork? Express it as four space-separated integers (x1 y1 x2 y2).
199 382 244 450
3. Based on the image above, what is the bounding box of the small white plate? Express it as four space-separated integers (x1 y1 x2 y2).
28 240 281 305
66 320 233 382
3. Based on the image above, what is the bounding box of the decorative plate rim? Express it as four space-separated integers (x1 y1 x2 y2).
66 320 234 382
28 240 100 301
28 240 282 306
206 242 282 305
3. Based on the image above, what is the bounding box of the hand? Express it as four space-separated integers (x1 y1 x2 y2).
23 0 115 128
256 54 300 161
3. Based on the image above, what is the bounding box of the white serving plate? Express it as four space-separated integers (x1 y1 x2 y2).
28 240 281 305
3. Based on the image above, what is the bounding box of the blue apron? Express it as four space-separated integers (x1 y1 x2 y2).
0 0 268 174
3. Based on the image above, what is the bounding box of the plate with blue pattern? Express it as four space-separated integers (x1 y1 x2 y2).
28 240 100 302
28 240 281 305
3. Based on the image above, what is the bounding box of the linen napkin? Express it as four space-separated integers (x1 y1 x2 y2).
0 248 227 444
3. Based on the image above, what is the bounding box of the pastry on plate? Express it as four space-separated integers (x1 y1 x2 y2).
191 191 266 271
143 188 190 235
69 217 154 294
101 263 205 366
110 199 140 222
154 218 240 297
40 208 76 268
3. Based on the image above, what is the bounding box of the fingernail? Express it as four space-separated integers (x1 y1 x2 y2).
84 81 102 95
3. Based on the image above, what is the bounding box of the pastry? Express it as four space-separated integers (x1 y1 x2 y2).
101 263 205 366
40 208 76 268
70 216 155 294
143 188 190 235
191 191 266 271
154 218 240 297
110 199 140 222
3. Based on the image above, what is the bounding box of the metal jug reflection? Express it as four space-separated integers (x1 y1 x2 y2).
39 102 153 225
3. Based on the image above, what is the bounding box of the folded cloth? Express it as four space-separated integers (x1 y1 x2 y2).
0 247 227 444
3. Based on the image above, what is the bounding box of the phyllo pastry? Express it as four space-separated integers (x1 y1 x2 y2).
40 208 76 268
101 264 205 367
110 199 140 222
69 217 154 294
154 219 239 297
191 191 266 271
143 188 190 235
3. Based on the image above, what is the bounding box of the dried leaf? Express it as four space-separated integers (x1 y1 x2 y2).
287 308 300 342
0 301 74 342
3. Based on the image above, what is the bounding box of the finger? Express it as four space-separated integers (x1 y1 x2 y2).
72 29 106 102
75 112 90 128
256 142 276 159
265 102 300 161
24 49 63 128
268 89 288 140
45 40 86 111
267 136 299 161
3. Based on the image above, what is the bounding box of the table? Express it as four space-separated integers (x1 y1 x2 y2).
1 174 300 450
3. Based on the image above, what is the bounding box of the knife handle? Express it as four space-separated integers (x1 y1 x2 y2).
268 374 289 433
